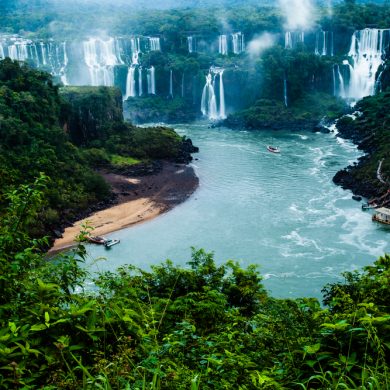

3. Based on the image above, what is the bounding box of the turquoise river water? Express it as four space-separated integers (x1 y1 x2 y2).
86 122 389 299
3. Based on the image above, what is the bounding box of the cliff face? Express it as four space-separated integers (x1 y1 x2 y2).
60 86 124 146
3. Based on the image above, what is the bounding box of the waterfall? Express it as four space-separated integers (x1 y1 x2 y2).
83 38 123 86
138 67 143 96
219 35 228 55
187 36 195 53
285 32 292 49
124 66 136 100
169 69 173 97
147 66 156 94
330 32 334 56
201 73 218 120
332 65 336 96
201 68 226 120
322 32 327 56
232 32 245 54
130 38 140 54
40 42 47 65
336 65 346 98
8 41 29 61
219 70 226 119
0 42 4 59
375 70 384 93
149 37 161 51
60 42 68 85
285 31 304 49
181 73 185 97
315 31 334 56
284 76 288 108
31 44 40 66
344 28 390 100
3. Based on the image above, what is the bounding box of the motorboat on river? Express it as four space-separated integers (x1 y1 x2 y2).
105 239 121 248
267 146 280 153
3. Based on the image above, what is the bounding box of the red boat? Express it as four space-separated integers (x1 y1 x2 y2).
267 145 280 153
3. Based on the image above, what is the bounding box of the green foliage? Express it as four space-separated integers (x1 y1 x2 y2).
0 59 190 239
1 181 389 388
225 93 346 130
0 59 111 237
125 96 198 124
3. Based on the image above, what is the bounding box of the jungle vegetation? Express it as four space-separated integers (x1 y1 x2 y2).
0 177 389 389
0 59 188 239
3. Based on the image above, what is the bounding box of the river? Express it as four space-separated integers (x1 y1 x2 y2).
87 122 389 299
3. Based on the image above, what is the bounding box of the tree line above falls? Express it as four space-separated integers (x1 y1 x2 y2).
0 58 195 243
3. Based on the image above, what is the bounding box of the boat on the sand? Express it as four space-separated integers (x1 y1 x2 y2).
88 236 107 244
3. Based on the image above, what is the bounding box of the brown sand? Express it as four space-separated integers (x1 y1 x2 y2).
50 162 198 253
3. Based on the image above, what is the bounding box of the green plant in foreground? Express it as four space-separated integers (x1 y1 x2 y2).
0 178 389 389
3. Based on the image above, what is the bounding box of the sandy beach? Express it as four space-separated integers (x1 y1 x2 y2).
50 162 198 252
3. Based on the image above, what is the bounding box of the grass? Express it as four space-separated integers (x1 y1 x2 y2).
110 154 141 167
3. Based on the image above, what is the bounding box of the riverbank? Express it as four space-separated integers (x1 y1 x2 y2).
50 162 199 253
333 92 390 200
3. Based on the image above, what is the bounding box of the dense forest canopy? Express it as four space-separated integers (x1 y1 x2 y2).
1 1 390 38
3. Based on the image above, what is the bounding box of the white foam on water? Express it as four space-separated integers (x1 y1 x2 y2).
339 209 388 256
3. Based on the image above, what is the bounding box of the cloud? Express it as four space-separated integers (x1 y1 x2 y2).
278 0 316 31
247 33 276 57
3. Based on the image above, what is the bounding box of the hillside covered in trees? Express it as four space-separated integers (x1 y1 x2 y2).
0 59 194 241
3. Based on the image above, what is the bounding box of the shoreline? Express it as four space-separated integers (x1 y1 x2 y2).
50 161 199 253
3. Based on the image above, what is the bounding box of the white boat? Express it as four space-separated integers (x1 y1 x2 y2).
104 239 120 248
372 207 390 225
267 145 280 153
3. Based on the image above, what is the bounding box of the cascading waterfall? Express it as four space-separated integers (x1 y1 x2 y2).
219 35 228 55
332 65 336 96
8 41 29 61
285 32 292 49
124 66 137 99
2 37 69 83
40 42 47 65
218 70 226 119
342 28 390 100
187 36 195 53
125 36 142 99
83 38 123 86
59 42 68 85
138 67 143 96
284 75 288 108
201 67 226 120
285 31 304 49
315 31 334 56
147 66 156 94
201 73 218 119
231 32 245 54
336 65 346 98
181 73 185 97
0 35 161 93
130 38 141 60
169 69 173 97
149 37 161 51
